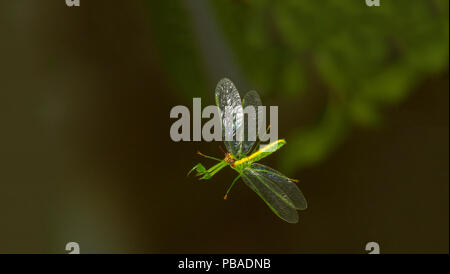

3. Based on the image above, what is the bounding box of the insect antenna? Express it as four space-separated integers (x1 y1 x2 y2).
218 145 227 155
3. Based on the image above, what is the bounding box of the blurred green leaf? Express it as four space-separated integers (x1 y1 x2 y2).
147 0 207 98
150 0 449 172
210 0 448 172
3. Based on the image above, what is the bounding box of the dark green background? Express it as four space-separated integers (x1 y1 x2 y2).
0 0 448 253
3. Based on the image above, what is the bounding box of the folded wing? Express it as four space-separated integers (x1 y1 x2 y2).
241 166 301 223
251 163 307 210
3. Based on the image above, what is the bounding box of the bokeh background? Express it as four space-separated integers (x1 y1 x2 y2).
0 0 448 253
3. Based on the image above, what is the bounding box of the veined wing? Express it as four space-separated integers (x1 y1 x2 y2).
241 166 299 223
241 90 262 156
215 78 243 158
251 163 307 210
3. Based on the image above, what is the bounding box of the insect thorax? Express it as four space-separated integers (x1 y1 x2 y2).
224 153 235 164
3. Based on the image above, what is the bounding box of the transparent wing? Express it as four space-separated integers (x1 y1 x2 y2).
241 167 299 223
241 90 262 156
215 78 243 157
251 163 307 210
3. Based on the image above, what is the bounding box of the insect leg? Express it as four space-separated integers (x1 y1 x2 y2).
197 151 222 162
187 163 206 176
224 173 242 200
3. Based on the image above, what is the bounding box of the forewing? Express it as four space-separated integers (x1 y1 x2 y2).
251 163 307 210
241 90 262 156
241 168 299 223
215 78 243 157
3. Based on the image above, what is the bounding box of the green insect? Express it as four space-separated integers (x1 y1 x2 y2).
188 78 307 223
